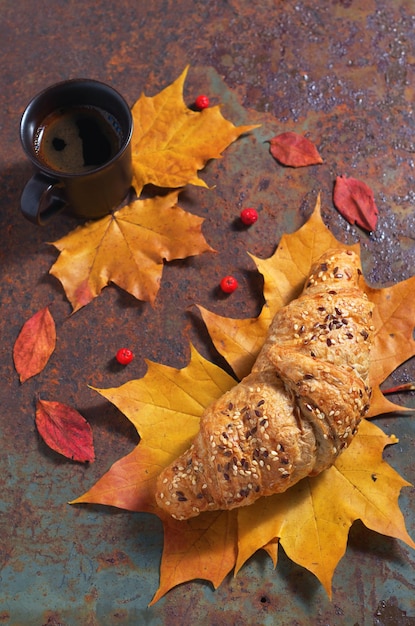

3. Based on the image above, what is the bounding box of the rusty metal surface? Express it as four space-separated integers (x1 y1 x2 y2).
1 0 415 623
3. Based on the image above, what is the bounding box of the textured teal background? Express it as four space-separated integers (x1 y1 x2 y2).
1 1 415 624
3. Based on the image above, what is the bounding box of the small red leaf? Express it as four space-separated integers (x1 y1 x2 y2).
13 307 56 383
269 132 323 167
333 175 379 232
35 399 95 463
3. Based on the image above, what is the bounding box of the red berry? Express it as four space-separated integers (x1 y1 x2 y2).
220 275 238 294
195 94 210 110
116 348 134 365
240 207 258 225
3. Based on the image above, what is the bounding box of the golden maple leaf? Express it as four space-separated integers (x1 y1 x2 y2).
198 196 415 416
131 66 258 195
49 191 214 312
73 197 415 603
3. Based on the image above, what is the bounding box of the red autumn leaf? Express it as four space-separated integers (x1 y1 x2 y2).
269 131 323 167
383 382 415 393
13 307 56 383
333 175 379 232
35 399 95 463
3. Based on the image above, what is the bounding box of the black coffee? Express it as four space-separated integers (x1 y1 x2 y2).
34 105 122 174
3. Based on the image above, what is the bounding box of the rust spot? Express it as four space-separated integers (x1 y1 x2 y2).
112 610 129 620
97 549 135 571
374 596 415 625
84 587 99 603
41 613 65 626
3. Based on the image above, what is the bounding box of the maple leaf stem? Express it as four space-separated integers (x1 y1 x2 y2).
382 382 415 394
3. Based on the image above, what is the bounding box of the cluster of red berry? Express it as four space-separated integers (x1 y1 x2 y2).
116 95 259 363
195 95 260 294
220 207 259 294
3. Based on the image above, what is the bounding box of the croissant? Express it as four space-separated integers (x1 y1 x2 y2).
155 249 374 520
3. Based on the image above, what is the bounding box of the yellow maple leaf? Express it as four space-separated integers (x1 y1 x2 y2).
49 191 213 312
131 66 259 195
236 419 413 595
151 509 237 606
73 346 238 601
74 345 235 513
73 197 415 602
199 196 415 416
198 195 358 379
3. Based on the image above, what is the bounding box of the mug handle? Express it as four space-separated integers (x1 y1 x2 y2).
20 172 67 225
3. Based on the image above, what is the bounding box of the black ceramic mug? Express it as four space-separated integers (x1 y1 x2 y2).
20 78 133 224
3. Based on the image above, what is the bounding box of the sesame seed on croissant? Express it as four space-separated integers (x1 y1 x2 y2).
155 249 374 520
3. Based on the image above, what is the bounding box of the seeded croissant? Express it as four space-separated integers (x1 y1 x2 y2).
155 249 374 520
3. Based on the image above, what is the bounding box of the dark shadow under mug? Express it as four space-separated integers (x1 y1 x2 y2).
20 78 133 225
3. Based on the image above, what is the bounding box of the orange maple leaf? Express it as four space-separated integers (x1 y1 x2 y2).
73 346 238 600
73 197 415 602
131 66 259 195
49 191 214 312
